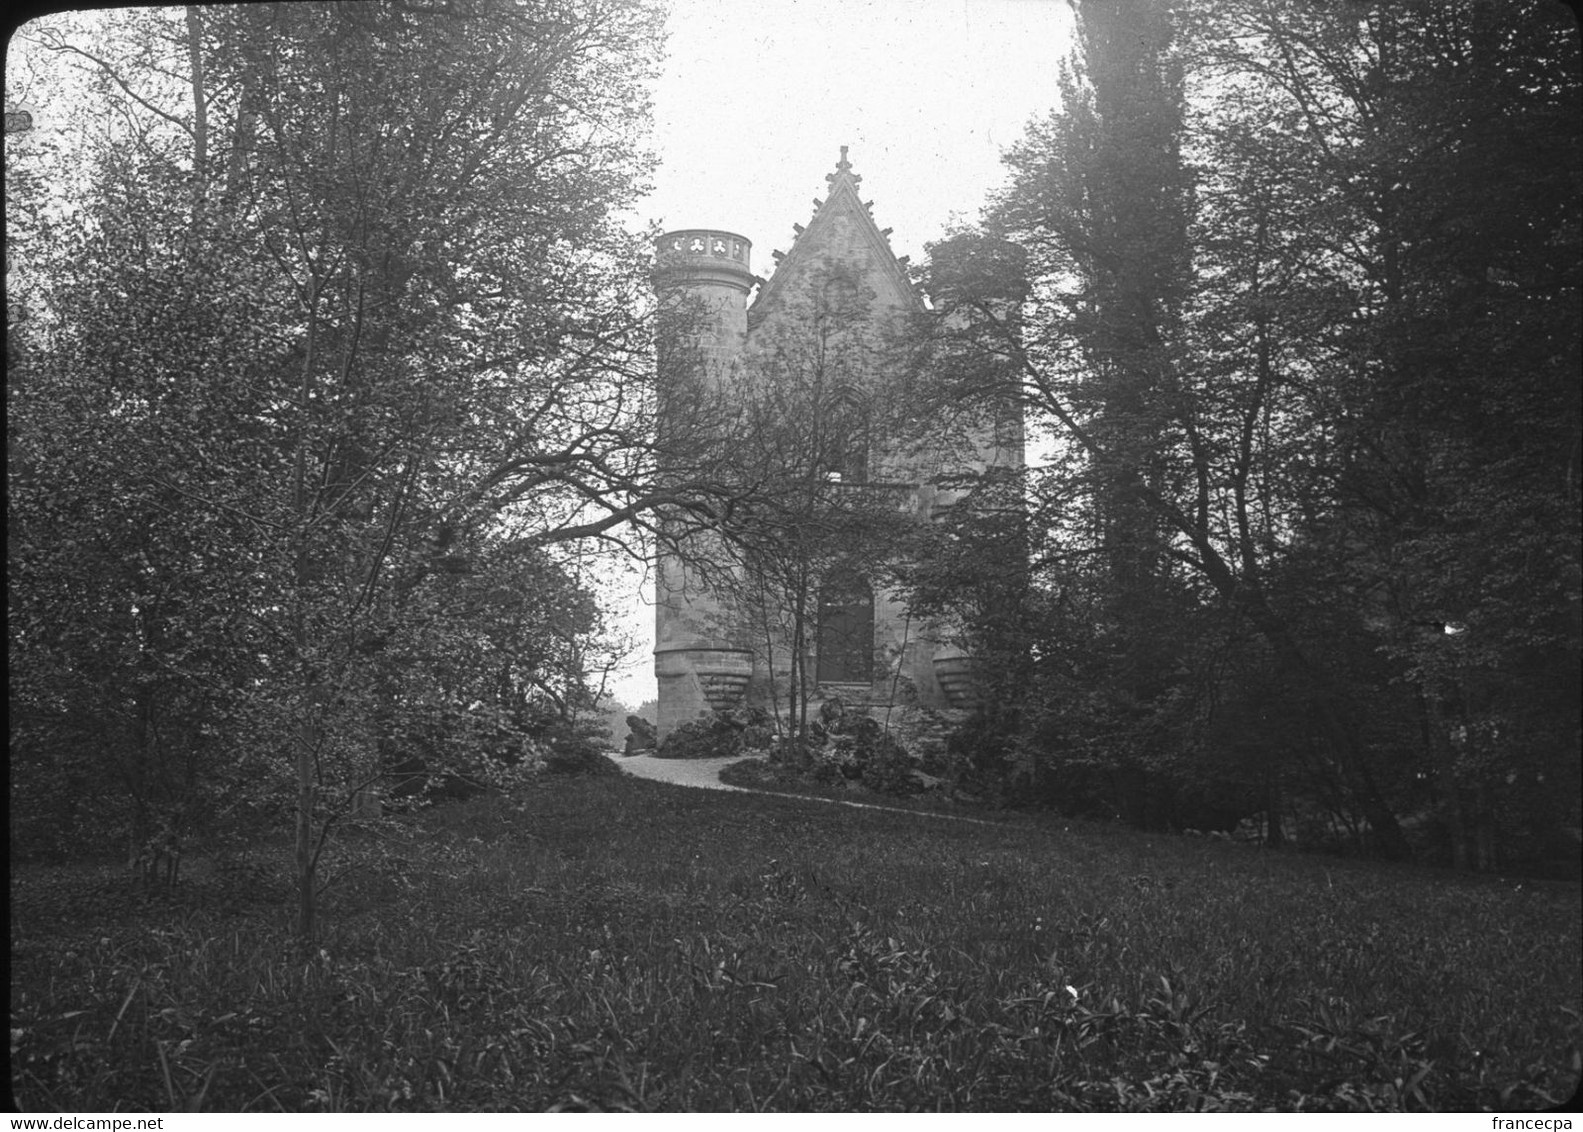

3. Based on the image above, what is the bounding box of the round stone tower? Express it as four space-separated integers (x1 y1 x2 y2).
651 229 757 739
653 229 755 376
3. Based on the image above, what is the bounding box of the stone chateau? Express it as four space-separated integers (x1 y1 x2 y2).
651 149 1022 739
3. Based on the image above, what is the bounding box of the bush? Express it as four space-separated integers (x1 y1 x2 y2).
859 732 922 795
655 715 741 760
945 707 1032 799
655 707 774 760
763 698 927 797
541 738 621 777
385 756 493 806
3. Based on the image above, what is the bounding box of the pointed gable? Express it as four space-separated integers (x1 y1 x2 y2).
747 146 924 333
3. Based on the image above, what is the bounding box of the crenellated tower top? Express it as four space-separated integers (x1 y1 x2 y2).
653 229 755 295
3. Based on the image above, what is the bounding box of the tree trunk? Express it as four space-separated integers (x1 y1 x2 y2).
294 703 319 940
184 6 207 224
1416 687 1469 868
1264 773 1285 848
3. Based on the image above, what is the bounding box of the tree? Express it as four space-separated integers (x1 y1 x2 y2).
917 0 1580 865
920 0 1301 835
8 0 675 933
1191 0 1582 866
8 203 295 879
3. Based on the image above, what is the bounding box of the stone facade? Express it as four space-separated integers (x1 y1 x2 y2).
652 149 1022 739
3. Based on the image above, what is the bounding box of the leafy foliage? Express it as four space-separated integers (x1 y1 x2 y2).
910 0 1581 871
655 707 774 761
7 0 668 933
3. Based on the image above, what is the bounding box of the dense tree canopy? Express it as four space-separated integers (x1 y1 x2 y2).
916 0 1580 869
8 0 668 934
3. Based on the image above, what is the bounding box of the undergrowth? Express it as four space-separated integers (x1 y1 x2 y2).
10 776 1580 1111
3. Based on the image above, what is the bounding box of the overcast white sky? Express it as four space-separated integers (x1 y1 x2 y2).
639 0 1071 268
607 0 1073 707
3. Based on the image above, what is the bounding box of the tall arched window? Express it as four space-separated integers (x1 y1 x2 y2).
826 387 869 484
816 573 874 684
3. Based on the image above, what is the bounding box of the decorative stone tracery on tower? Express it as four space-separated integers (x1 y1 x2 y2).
651 149 1023 739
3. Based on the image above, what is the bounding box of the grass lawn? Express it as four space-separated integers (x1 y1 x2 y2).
10 774 1581 1112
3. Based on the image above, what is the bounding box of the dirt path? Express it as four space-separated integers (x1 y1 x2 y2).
605 752 1009 827
607 752 754 792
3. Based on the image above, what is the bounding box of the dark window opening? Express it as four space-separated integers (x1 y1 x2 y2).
837 420 868 483
826 390 870 485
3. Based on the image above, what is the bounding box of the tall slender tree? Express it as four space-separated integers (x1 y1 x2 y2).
920 0 1579 862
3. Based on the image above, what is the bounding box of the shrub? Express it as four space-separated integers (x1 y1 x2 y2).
763 699 926 797
945 707 1030 799
656 714 740 760
654 706 776 760
858 733 922 795
542 737 621 777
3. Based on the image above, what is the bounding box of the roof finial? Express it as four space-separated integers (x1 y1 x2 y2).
827 144 861 187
